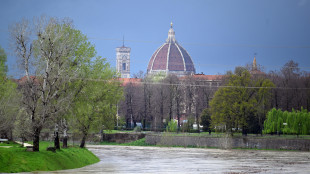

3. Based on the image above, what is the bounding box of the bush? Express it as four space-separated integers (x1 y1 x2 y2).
133 126 141 132
166 120 178 132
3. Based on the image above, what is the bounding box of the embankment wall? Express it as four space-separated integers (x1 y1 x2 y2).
145 134 310 151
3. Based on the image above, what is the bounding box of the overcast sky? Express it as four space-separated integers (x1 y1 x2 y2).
1 0 309 78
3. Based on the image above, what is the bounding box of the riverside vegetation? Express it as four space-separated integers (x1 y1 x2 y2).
0 141 99 173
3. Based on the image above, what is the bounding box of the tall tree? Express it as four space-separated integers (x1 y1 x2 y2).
268 60 309 111
10 17 94 151
70 57 123 148
0 46 19 140
210 68 274 135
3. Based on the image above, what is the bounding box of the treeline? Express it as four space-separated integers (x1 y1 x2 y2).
268 60 310 111
118 73 218 131
119 60 310 135
263 108 310 135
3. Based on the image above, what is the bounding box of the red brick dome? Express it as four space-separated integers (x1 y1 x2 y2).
147 23 195 76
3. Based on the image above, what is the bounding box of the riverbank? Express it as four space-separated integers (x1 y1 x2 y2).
145 134 310 151
0 141 99 173
99 133 310 151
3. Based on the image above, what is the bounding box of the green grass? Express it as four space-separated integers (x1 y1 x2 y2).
103 130 133 134
0 141 99 173
0 141 20 147
99 138 151 146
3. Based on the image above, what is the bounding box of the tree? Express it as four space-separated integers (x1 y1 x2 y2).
0 46 19 140
210 68 274 135
268 60 309 111
142 77 153 130
263 108 310 136
10 17 94 151
70 57 123 148
0 46 8 76
200 108 211 132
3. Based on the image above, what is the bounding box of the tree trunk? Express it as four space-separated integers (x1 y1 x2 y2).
242 126 247 136
80 133 87 148
143 119 146 131
33 128 41 151
62 128 68 148
54 131 60 149
63 135 68 148
100 129 104 142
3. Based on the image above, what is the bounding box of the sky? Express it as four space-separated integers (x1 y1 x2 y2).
1 0 310 78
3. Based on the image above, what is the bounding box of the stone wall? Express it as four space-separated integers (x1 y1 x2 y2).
145 134 310 151
102 133 145 143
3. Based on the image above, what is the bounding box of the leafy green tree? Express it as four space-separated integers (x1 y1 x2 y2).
293 111 302 137
70 57 123 148
0 46 19 140
10 17 95 151
277 117 283 134
264 108 310 136
210 68 274 135
200 108 211 132
0 46 8 76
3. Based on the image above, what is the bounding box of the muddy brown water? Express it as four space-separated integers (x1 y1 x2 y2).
25 145 310 173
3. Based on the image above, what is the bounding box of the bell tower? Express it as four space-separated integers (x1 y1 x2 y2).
116 38 131 78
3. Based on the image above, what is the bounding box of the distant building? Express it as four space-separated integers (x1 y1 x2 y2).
118 78 142 86
116 41 131 78
147 22 196 76
250 56 265 75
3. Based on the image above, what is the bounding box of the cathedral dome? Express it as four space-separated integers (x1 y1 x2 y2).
147 23 196 76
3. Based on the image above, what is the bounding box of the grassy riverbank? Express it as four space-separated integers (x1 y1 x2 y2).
99 138 150 146
0 141 99 173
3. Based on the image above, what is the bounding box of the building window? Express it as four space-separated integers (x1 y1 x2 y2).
122 63 126 70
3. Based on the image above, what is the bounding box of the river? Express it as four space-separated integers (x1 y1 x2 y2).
28 145 310 174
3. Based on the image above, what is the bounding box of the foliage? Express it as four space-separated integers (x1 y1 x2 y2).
100 138 151 146
10 17 97 151
263 108 310 135
133 126 142 132
0 141 99 173
166 119 178 132
0 46 19 139
0 46 8 76
70 57 123 148
200 108 211 132
181 116 195 132
210 69 275 135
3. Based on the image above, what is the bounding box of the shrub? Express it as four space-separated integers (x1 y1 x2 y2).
166 120 178 132
133 126 141 132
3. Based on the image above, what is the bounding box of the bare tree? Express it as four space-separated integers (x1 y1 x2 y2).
268 60 308 112
151 81 167 131
143 77 153 130
10 17 91 151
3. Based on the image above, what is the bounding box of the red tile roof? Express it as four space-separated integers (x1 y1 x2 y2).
17 76 39 85
118 78 142 86
180 74 224 81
